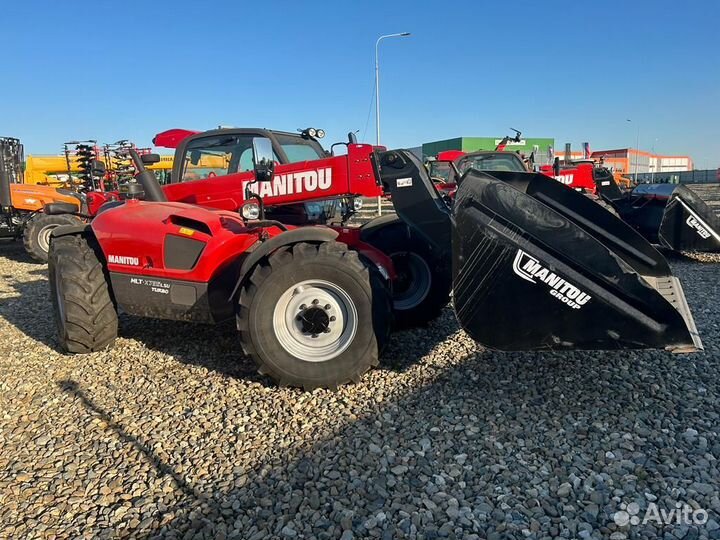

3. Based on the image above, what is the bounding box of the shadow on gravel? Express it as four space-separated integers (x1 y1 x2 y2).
57 379 201 501
119 316 272 386
0 264 57 349
129 345 718 539
0 240 42 264
381 308 459 373
119 308 457 387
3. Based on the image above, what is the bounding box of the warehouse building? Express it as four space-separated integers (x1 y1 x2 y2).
591 148 693 175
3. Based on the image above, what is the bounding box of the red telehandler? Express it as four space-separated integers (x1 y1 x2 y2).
48 127 701 389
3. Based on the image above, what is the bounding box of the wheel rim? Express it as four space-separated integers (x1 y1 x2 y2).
37 225 58 254
391 252 432 310
273 279 358 362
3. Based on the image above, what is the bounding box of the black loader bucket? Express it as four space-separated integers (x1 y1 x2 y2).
452 169 702 353
623 184 720 253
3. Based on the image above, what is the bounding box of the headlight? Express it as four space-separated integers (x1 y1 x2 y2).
307 128 317 137
353 198 363 211
241 202 260 220
316 129 325 139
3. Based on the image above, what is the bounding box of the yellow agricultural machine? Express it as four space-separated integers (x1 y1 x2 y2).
24 149 174 188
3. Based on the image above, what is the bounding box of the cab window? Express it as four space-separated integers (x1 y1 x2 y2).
180 135 276 182
458 153 527 174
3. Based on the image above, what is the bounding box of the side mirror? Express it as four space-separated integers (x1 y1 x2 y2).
252 137 275 183
141 153 161 165
348 132 357 144
190 149 202 165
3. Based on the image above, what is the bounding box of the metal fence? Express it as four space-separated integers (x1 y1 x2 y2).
630 169 719 185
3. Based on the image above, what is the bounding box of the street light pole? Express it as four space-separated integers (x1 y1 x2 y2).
626 119 640 181
375 31 410 215
651 137 659 183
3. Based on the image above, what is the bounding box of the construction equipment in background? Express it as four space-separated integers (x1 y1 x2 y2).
63 141 102 191
432 135 719 254
102 140 154 190
24 148 174 188
48 126 701 390
614 171 633 189
0 137 83 261
0 136 175 262
540 160 720 253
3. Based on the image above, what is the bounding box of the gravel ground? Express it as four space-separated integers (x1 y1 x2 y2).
1 241 719 540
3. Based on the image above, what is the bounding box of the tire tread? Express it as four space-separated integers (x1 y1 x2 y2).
49 234 118 353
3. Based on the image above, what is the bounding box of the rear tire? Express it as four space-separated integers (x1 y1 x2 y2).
24 213 83 263
237 241 392 390
362 222 451 328
49 234 118 353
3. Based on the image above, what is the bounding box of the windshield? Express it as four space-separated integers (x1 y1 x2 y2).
178 132 326 183
181 134 261 182
428 161 453 182
274 133 325 163
457 153 526 174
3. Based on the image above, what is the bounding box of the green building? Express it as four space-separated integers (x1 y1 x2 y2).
422 136 555 163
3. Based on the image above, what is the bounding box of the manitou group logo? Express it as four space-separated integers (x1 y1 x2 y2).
512 250 592 310
243 168 332 199
686 215 712 239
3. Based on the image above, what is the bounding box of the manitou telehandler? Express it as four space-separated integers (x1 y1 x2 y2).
48 127 702 390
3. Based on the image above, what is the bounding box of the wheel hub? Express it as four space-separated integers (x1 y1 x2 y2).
390 252 432 310
297 304 332 337
38 225 57 253
273 280 358 362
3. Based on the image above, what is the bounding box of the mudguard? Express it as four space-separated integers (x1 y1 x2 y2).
452 170 702 352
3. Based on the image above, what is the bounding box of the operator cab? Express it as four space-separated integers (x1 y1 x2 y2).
429 151 528 185
169 128 356 225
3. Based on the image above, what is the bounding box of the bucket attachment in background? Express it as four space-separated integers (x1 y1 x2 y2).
452 169 702 353
624 184 720 253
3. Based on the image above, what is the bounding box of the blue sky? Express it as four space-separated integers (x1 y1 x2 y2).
2 0 718 167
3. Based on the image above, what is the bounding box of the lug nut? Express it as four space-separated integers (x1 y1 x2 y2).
312 299 319 305
311 334 318 338
329 316 336 322
299 304 306 310
324 304 331 310
324 328 331 333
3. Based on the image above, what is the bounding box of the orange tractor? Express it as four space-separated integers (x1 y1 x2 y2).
0 137 84 261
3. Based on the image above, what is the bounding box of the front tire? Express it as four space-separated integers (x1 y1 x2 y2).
49 234 118 353
237 242 392 390
24 213 83 263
